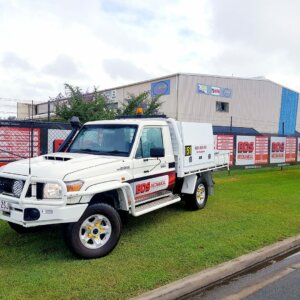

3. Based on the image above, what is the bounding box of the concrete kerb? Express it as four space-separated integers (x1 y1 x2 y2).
133 234 300 300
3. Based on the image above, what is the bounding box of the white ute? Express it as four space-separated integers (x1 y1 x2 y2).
0 116 229 258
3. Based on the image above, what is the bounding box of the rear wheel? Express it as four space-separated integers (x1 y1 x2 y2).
63 203 122 259
185 179 208 210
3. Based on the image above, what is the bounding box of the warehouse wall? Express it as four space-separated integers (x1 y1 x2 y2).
112 75 178 118
278 88 299 135
22 73 299 135
177 74 283 134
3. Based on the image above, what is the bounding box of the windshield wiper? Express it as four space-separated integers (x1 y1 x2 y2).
100 150 129 156
70 148 99 154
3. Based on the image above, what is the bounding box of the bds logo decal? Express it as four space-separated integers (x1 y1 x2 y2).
134 175 169 197
136 182 150 194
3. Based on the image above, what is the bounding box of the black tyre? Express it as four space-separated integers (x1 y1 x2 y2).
185 178 208 210
63 203 122 259
8 222 35 234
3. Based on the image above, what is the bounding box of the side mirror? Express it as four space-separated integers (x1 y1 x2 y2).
150 148 165 158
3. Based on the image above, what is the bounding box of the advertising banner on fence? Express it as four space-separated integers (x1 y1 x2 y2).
255 136 269 165
298 138 300 162
236 136 255 165
214 135 234 166
0 127 40 161
285 137 297 163
236 136 269 166
270 137 286 164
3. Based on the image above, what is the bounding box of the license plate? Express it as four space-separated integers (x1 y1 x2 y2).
0 200 10 212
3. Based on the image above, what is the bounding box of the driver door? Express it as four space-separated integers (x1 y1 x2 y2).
132 126 169 201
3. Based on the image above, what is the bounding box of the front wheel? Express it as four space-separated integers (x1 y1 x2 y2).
185 179 208 210
63 203 122 259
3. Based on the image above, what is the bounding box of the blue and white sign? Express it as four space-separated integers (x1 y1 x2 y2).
151 80 170 96
197 83 232 98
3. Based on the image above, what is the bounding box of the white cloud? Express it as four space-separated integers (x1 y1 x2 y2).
0 0 299 114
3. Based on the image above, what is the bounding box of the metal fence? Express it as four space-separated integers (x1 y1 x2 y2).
0 119 299 169
213 131 300 169
0 120 71 166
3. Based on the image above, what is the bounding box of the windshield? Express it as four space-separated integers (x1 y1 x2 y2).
68 124 138 157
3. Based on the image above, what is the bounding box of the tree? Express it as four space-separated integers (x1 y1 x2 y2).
118 91 163 116
54 84 164 123
55 84 116 123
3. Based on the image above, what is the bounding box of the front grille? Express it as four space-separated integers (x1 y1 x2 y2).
25 183 44 199
37 183 44 199
0 177 14 195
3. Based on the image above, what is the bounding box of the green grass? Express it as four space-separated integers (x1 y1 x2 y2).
0 167 300 299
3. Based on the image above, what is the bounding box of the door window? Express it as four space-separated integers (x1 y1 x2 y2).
136 127 163 158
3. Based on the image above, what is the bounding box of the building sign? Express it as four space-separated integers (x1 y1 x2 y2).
285 137 297 162
151 80 170 96
214 134 234 166
197 84 232 98
0 127 40 161
270 137 286 164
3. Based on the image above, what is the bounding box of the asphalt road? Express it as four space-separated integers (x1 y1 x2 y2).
188 251 300 300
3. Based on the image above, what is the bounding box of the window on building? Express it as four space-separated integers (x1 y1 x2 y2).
216 101 229 112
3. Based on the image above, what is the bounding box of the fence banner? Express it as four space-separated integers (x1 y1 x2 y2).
270 137 286 163
285 137 297 163
235 136 255 165
0 127 40 160
255 136 269 164
214 135 234 166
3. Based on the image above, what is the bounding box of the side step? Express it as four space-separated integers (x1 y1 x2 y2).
131 194 181 217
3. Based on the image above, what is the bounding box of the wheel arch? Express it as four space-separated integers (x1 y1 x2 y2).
79 181 133 212
180 171 214 195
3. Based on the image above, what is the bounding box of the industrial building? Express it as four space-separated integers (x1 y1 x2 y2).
17 73 300 135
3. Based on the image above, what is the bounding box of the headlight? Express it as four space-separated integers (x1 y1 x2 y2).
43 183 62 199
65 180 84 192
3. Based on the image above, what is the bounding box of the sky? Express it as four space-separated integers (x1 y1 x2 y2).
1 0 300 117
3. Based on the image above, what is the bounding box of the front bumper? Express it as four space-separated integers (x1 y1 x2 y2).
0 173 87 227
0 202 88 227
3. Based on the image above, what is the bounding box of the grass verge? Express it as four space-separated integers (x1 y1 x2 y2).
0 167 299 299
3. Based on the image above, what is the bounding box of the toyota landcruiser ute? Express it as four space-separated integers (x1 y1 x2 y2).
0 116 229 258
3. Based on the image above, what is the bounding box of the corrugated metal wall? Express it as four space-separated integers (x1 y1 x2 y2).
113 76 178 118
92 75 300 135
177 74 283 134
278 88 299 135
